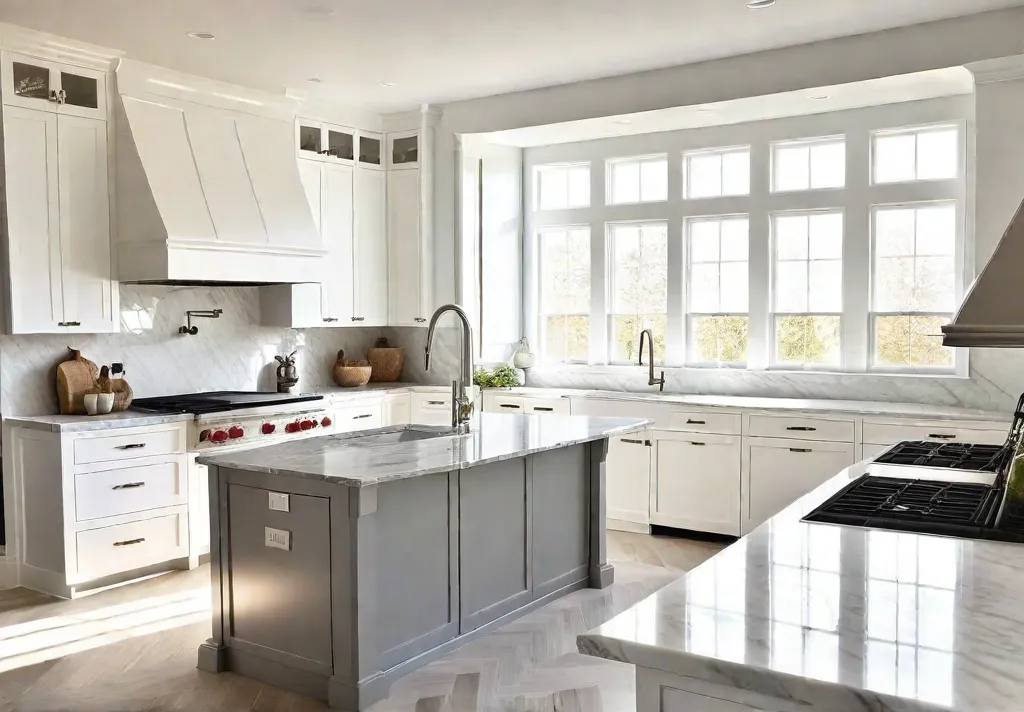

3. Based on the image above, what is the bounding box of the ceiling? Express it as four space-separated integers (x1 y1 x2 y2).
0 0 1021 112
482 68 976 147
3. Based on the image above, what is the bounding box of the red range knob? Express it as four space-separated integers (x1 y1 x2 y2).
321 417 332 427
285 422 301 434
261 423 276 435
300 420 314 431
210 430 229 443
228 426 245 439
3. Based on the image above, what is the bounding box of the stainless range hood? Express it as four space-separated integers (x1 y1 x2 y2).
943 194 1024 347
114 60 324 285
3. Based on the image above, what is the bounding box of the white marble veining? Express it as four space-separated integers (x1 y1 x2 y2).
4 411 191 433
578 462 1024 712
197 413 648 487
0 285 461 418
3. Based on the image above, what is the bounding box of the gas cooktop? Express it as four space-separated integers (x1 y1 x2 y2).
131 391 323 415
873 440 1010 472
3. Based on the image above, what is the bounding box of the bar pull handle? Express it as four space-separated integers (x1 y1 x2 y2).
353 414 373 420
323 317 339 323
112 482 146 490
928 433 956 440
686 419 706 425
351 316 366 322
786 426 817 432
534 407 554 412
426 400 446 406
58 321 82 327
115 443 147 450
790 448 812 453
689 441 706 447
113 538 146 547
415 317 427 323
499 404 521 409
621 438 644 445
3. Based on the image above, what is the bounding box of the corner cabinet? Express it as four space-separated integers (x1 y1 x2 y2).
2 99 117 334
387 127 434 325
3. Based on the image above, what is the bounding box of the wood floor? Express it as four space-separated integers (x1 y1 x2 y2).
0 531 725 712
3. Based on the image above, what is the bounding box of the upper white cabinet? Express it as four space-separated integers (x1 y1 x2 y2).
2 52 106 120
354 167 388 325
3 102 116 334
388 127 434 325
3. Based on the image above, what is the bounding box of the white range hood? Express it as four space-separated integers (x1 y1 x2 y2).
114 60 324 285
943 194 1024 347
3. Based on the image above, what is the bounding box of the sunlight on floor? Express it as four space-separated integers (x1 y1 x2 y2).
0 588 210 673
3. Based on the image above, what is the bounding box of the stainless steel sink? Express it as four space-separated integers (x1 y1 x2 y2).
336 425 459 447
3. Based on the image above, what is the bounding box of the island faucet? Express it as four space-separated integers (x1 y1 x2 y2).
425 304 475 432
638 329 665 392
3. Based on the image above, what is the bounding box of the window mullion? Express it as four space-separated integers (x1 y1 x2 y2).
590 214 608 365
666 154 685 366
844 129 871 372
747 142 771 370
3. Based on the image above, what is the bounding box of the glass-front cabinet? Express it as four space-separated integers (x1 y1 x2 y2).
297 119 377 168
388 130 420 170
1 52 106 119
358 133 382 167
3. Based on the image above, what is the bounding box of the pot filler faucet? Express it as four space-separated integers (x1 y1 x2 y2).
638 329 665 392
425 304 475 432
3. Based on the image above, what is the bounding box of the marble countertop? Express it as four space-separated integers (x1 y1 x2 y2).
3 410 191 433
197 413 648 487
578 463 1024 712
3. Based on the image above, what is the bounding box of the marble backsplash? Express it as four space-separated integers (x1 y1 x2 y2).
0 285 463 417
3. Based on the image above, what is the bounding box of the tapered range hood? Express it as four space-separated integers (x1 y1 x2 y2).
114 60 324 285
943 195 1024 347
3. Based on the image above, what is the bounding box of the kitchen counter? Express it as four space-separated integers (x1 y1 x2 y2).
3 410 191 432
197 413 648 487
578 460 1024 712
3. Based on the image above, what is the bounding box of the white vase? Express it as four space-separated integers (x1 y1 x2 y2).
83 393 99 416
96 393 114 415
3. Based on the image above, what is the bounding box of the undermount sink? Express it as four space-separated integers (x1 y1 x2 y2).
338 425 459 447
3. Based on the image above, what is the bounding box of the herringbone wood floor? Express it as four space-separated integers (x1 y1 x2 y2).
0 531 725 712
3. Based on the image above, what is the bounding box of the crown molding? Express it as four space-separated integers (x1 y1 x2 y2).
966 55 1024 84
0 22 122 70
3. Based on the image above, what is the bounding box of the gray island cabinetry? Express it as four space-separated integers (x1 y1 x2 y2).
195 413 646 710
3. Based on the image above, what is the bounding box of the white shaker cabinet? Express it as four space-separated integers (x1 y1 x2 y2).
3 106 115 334
652 431 741 536
387 126 433 326
606 435 652 531
2 52 106 120
354 167 388 326
743 437 855 534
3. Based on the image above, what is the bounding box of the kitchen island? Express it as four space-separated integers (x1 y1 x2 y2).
195 412 647 710
578 459 1024 712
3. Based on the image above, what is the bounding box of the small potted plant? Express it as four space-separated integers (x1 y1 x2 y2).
473 364 523 389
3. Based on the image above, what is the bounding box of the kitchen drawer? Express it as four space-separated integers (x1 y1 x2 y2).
665 409 741 435
412 392 453 426
747 414 855 443
525 397 570 415
74 426 185 467
862 420 1008 446
75 511 188 581
334 403 383 432
75 458 187 521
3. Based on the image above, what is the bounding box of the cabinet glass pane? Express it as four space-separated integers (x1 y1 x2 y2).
13 62 50 100
61 72 98 109
393 135 418 165
359 135 382 165
328 129 354 160
299 125 322 154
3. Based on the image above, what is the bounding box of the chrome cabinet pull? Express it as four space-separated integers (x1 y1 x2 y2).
353 414 372 419
929 433 956 440
686 419 706 425
351 316 365 322
58 321 81 327
786 426 816 431
790 448 812 453
621 438 643 444
113 537 146 547
115 443 147 450
426 400 446 406
112 482 145 490
414 317 427 323
323 317 339 323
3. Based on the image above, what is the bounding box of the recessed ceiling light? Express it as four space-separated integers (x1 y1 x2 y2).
308 77 322 83
747 0 776 7
379 81 396 88
187 31 216 40
808 93 831 100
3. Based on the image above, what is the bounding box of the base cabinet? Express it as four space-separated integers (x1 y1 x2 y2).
652 432 741 536
743 437 855 533
606 434 651 530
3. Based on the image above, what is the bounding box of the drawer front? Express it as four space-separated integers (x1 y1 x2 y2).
74 427 184 466
75 512 187 581
863 420 1007 446
412 394 453 426
748 414 855 443
334 404 383 432
665 409 741 435
75 459 187 521
525 398 570 415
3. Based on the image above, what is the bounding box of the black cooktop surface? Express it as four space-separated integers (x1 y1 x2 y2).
874 440 1009 472
131 391 323 415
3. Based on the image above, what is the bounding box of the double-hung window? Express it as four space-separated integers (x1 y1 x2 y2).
686 216 749 365
538 227 591 363
609 222 668 362
772 211 844 368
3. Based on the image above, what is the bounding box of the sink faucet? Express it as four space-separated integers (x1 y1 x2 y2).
638 329 665 392
425 304 475 432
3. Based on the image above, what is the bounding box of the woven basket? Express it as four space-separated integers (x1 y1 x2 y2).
333 349 372 388
367 338 404 382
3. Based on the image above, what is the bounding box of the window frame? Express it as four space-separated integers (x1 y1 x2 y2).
683 144 751 200
605 153 669 205
870 122 960 186
770 134 847 194
606 219 669 365
533 161 591 211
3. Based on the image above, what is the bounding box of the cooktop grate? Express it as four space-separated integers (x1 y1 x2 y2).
131 391 323 415
874 441 1009 472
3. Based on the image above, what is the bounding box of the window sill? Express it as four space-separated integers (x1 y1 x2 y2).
529 363 970 381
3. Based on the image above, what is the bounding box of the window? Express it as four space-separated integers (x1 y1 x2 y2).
871 202 956 370
772 136 845 192
686 216 749 365
772 211 844 368
535 163 590 210
608 155 667 204
609 222 668 362
872 125 958 184
538 227 591 362
684 147 750 199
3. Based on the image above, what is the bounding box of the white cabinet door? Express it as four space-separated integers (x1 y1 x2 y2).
57 114 115 334
744 438 856 533
354 167 388 325
606 435 651 529
653 432 741 536
3 106 64 333
322 163 355 323
383 393 412 426
388 168 424 325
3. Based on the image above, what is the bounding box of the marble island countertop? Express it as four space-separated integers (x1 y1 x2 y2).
197 413 648 487
578 462 1024 712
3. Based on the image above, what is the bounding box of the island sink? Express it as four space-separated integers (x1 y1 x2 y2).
195 413 646 710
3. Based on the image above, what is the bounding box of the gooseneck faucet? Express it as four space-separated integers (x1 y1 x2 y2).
638 329 665 392
425 304 475 432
